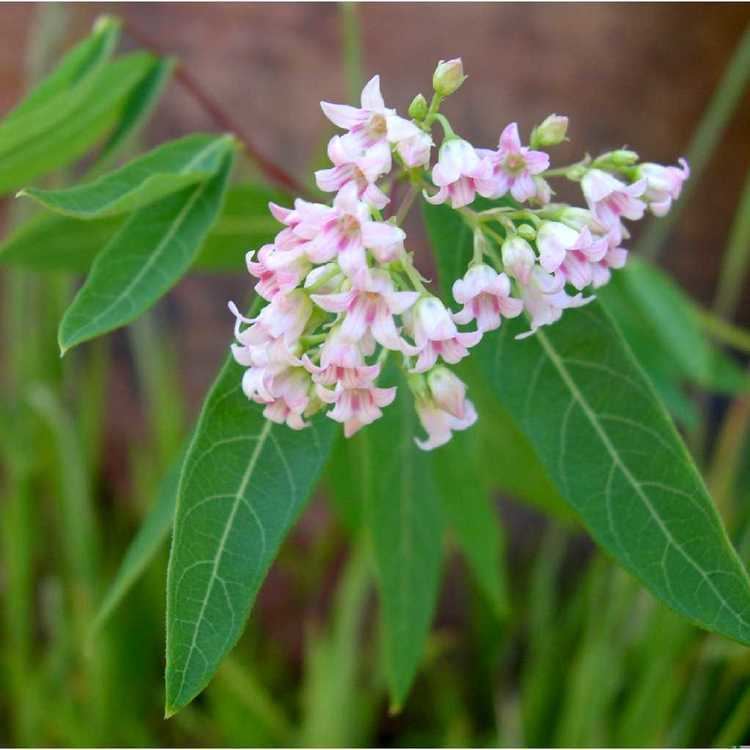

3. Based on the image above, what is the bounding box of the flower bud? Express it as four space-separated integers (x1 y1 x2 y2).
502 236 536 285
427 366 468 419
432 58 466 97
530 114 568 148
408 93 428 121
596 149 639 168
516 223 537 241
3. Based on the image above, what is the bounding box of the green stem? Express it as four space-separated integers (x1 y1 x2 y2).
712 166 750 319
423 92 444 128
697 308 750 353
395 185 419 226
639 24 750 261
339 2 363 103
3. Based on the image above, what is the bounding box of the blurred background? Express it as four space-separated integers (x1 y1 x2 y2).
1 3 750 747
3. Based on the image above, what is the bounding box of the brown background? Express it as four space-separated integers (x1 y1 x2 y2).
1 1 749 425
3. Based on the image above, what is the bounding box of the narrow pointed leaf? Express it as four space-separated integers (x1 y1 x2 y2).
91 446 185 634
22 134 228 219
476 305 750 645
58 143 234 352
0 53 157 194
95 56 175 169
2 15 119 123
165 356 335 715
366 367 443 708
0 183 282 274
433 430 509 618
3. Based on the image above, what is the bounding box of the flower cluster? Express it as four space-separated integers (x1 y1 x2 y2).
230 59 689 450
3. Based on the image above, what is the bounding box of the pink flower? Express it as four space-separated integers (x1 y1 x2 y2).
581 169 646 228
302 182 406 276
261 367 313 430
502 236 536 285
246 244 310 301
516 267 593 339
452 264 523 332
415 397 477 451
303 326 379 388
311 268 419 354
425 138 490 209
426 367 472 420
590 234 629 288
315 136 391 209
638 158 690 216
320 75 420 153
408 296 481 373
397 130 433 168
536 222 608 291
475 123 550 202
317 379 397 437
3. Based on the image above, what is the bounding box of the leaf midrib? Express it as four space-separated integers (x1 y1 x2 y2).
171 418 273 707
61 174 212 350
535 327 750 631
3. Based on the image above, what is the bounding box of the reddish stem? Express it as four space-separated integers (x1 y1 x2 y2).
124 22 310 198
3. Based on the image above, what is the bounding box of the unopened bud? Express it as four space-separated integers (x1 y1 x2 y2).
427 367 467 419
530 114 568 148
432 58 466 97
516 223 537 241
408 93 428 121
501 236 536 285
597 149 639 168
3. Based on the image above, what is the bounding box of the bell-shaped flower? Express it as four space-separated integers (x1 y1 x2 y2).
320 75 420 153
426 367 471 420
638 158 689 217
452 264 523 332
246 244 310 301
303 183 406 276
303 326 380 388
424 138 490 209
408 296 481 373
590 234 629 288
475 123 550 202
581 168 646 229
502 236 536 285
311 268 419 354
396 130 433 168
415 395 477 451
317 378 397 437
315 136 391 209
536 222 608 290
516 267 592 339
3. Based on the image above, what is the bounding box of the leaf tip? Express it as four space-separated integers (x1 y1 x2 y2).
388 700 403 717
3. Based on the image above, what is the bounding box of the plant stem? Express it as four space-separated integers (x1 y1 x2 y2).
395 184 419 226
707 385 750 521
123 21 310 197
639 24 750 261
697 308 750 353
339 2 363 103
712 166 750 319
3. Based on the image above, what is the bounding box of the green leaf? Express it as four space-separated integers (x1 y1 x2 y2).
433 429 509 618
95 56 174 169
58 142 234 353
0 211 122 273
365 366 443 709
0 183 283 274
476 304 750 646
0 52 158 194
165 357 336 715
91 446 184 635
4 15 120 122
21 133 228 219
618 258 748 393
